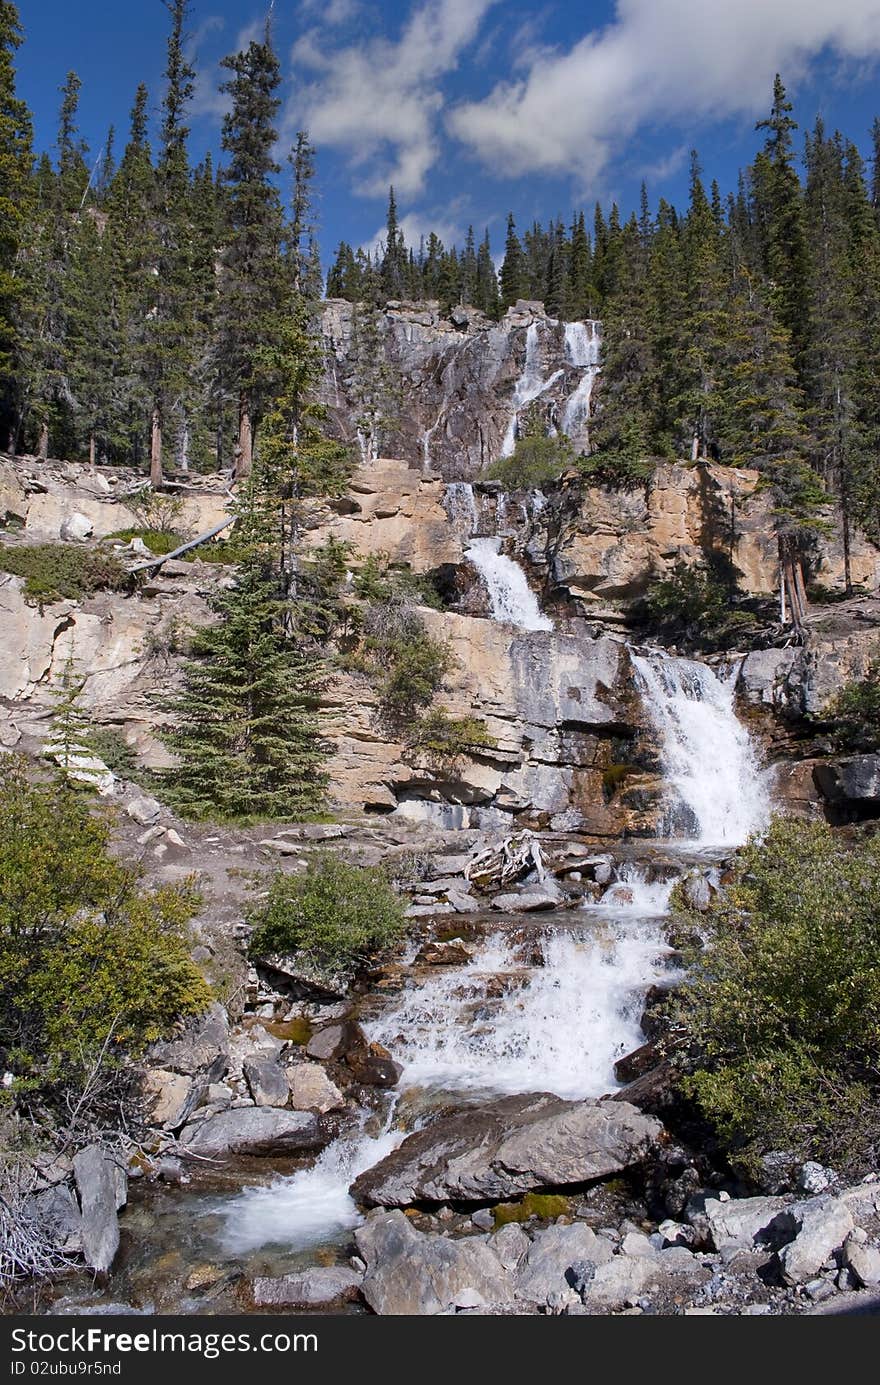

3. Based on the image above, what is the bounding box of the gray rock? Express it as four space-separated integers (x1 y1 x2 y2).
703 1195 791 1261
305 1024 348 1061
25 1184 83 1253
491 1223 531 1272
287 1063 345 1113
516 1223 614 1303
143 1069 199 1130
179 1107 324 1158
471 1209 495 1231
72 1146 122 1274
251 1267 363 1308
242 1054 290 1108
59 511 93 542
351 1093 663 1206
778 1196 855 1286
492 883 563 912
582 1254 659 1308
798 1161 838 1195
149 1003 229 1078
125 795 162 826
354 1209 514 1315
842 1233 880 1288
814 756 880 809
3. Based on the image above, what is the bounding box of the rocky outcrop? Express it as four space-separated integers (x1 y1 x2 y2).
813 756 880 819
178 1107 326 1158
355 1209 516 1315
72 1145 126 1275
351 1093 663 1207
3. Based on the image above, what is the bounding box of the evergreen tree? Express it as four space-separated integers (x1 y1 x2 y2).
215 25 287 479
475 228 500 318
568 211 593 319
500 213 527 309
751 75 810 355
289 130 317 296
160 536 329 822
0 0 33 437
380 186 406 300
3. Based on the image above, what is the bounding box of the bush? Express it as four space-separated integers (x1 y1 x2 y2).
248 852 406 979
0 543 128 608
380 632 453 722
484 433 576 491
824 652 880 752
125 489 186 535
579 452 655 488
84 726 138 777
407 710 496 769
0 757 211 1123
643 561 757 652
673 817 880 1177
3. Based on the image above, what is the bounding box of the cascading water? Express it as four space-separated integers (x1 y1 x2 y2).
365 928 671 1102
561 321 602 442
466 536 553 631
500 323 564 458
632 651 771 847
443 481 480 537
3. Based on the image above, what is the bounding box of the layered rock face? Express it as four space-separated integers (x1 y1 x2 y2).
320 298 598 477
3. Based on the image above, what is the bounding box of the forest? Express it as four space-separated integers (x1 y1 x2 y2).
2 0 880 569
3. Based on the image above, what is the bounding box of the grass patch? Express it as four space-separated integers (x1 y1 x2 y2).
0 542 129 608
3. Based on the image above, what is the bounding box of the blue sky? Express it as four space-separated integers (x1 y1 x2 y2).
16 1 880 263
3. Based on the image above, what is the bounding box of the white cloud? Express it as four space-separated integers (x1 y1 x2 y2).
298 0 363 24
288 0 499 197
448 0 880 191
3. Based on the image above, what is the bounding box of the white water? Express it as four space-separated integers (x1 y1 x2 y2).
589 860 676 916
561 321 602 441
632 652 771 847
218 1121 404 1256
366 926 671 1103
443 481 480 537
500 323 565 458
466 536 553 631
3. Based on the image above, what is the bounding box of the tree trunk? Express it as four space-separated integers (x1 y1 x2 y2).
691 433 699 462
780 561 787 624
150 406 163 489
38 422 49 461
792 559 809 618
237 393 253 480
89 434 96 467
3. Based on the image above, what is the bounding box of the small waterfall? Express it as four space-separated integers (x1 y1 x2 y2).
466 537 553 631
561 320 602 442
500 323 565 458
443 481 480 537
218 1117 404 1256
366 928 670 1102
632 652 771 847
590 861 676 916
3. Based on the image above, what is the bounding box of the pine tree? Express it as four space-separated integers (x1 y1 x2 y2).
56 71 88 212
0 0 33 438
289 130 317 296
591 216 653 471
215 25 288 479
160 541 329 822
751 75 810 355
500 213 526 309
64 207 121 462
475 228 500 318
568 211 593 319
380 186 407 300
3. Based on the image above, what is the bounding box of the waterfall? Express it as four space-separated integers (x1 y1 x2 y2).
443 481 480 537
561 320 602 441
218 1117 404 1256
466 537 553 631
500 323 565 458
632 652 771 847
365 927 671 1103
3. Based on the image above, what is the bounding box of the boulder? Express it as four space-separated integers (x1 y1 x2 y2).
491 1223 531 1273
59 511 94 542
814 756 880 812
344 1039 402 1089
703 1195 791 1262
842 1231 880 1288
305 1023 352 1062
515 1223 614 1304
25 1184 83 1253
179 1107 324 1158
351 1093 663 1206
414 940 474 966
242 1054 290 1108
355 1209 514 1315
287 1063 345 1113
777 1196 855 1286
142 1069 199 1130
72 1146 124 1274
149 1004 229 1077
492 883 563 913
251 1267 363 1308
126 795 162 826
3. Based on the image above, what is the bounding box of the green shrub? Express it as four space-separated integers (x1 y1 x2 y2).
824 652 880 752
407 710 496 768
380 632 453 721
643 561 757 652
579 452 655 488
248 852 407 978
107 528 183 556
125 489 186 535
353 552 443 610
0 543 129 607
484 433 576 490
673 817 880 1176
0 756 210 1114
85 726 138 777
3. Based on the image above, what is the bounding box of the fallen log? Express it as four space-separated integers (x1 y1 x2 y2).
128 516 236 573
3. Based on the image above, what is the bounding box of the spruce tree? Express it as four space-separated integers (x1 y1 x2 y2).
215 25 287 479
380 186 407 300
475 229 500 318
0 0 33 437
500 213 527 309
289 130 317 296
751 75 810 355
